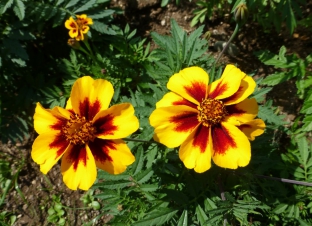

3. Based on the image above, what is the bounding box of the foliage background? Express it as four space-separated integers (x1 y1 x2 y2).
1 0 312 225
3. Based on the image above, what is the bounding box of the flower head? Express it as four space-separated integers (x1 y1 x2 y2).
149 65 265 173
32 76 139 190
65 14 93 41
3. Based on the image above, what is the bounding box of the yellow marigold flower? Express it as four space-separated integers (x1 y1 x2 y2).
65 14 93 41
31 76 139 190
149 65 265 173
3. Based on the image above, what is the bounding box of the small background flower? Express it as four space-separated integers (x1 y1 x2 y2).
65 14 93 41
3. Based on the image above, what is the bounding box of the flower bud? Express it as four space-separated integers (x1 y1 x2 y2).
234 3 248 25
67 38 81 49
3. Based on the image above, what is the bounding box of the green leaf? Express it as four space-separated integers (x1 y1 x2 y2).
132 146 144 176
65 0 80 8
195 204 208 225
302 115 312 131
92 21 116 35
273 203 288 214
133 208 178 226
1 0 14 14
73 0 96 13
135 167 154 184
260 71 292 86
177 209 188 226
13 0 25 20
297 136 309 166
300 101 312 114
139 183 159 192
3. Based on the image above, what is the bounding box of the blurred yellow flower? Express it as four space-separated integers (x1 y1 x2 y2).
32 76 139 190
149 65 265 173
65 14 93 41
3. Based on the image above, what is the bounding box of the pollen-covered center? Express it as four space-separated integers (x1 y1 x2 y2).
197 98 227 127
62 114 96 145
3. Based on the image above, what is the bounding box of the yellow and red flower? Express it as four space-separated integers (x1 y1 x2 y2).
32 76 139 190
149 65 265 173
65 14 93 41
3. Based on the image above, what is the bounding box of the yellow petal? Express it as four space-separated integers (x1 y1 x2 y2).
65 98 72 110
31 131 69 174
212 122 251 169
65 17 77 30
149 106 199 148
225 98 258 123
156 92 197 109
208 64 245 100
167 67 208 105
61 144 97 190
33 103 70 134
93 103 139 139
238 119 266 141
179 125 212 173
70 76 114 120
89 139 135 174
223 75 256 105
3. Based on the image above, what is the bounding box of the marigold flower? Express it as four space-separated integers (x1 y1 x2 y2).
65 14 93 41
149 65 265 173
31 76 139 190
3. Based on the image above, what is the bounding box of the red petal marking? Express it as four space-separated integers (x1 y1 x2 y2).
208 82 229 99
222 85 243 103
93 114 118 136
88 138 113 163
79 98 101 120
192 124 209 153
225 104 246 116
212 124 236 155
184 81 206 103
70 22 77 29
50 116 67 130
49 133 69 159
66 145 88 171
170 111 199 132
173 99 197 109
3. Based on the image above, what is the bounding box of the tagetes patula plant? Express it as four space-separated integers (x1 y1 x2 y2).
149 65 265 173
65 14 93 41
31 76 139 190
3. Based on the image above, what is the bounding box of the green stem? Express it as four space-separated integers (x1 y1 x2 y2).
123 137 157 144
214 23 240 65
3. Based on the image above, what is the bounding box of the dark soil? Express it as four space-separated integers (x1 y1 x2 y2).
1 0 312 225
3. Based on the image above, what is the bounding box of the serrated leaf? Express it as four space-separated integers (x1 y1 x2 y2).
73 0 96 13
302 115 312 132
297 136 309 166
135 167 154 184
13 0 25 20
132 146 144 176
300 101 312 114
261 71 293 86
177 209 188 226
65 0 79 8
1 0 14 14
132 208 178 226
139 183 159 192
92 21 116 35
196 204 208 225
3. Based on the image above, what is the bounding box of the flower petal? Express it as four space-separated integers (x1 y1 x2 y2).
238 119 265 141
167 67 208 105
225 98 258 123
61 144 96 190
223 75 256 105
156 92 197 109
31 131 69 174
212 122 251 169
34 103 70 134
93 103 139 139
208 64 245 100
70 76 114 120
179 124 212 173
89 138 135 174
149 106 199 148
65 17 77 30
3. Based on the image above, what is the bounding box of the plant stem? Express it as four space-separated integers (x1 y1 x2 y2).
218 175 228 226
214 23 240 65
254 174 312 187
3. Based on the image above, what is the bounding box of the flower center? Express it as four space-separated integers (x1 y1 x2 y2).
197 98 227 127
62 114 96 145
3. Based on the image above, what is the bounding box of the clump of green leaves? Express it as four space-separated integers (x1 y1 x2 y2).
47 195 66 226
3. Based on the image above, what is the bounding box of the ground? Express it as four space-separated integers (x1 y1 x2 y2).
1 0 312 225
